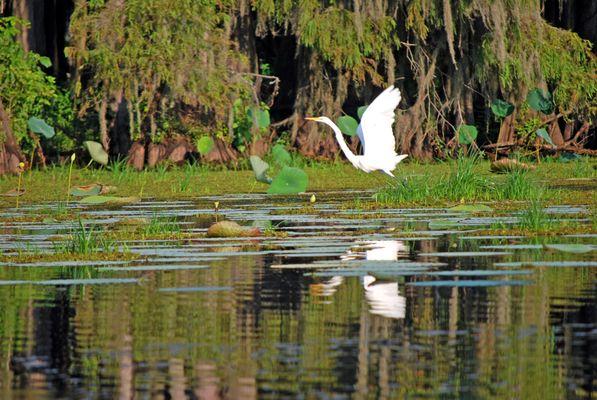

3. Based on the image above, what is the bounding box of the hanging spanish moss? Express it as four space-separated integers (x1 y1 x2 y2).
0 0 595 172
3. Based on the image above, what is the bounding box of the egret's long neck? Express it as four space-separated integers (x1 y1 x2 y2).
319 119 359 166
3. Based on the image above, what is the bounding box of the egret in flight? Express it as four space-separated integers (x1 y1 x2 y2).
305 85 408 177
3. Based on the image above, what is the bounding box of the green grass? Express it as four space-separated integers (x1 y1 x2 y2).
518 201 554 230
142 215 181 236
53 219 118 254
498 171 540 200
0 156 594 207
375 153 495 204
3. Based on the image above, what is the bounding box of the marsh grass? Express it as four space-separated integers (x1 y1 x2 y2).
142 215 181 236
54 219 118 254
375 152 494 204
518 201 554 230
1 157 592 207
109 157 135 183
499 170 541 200
572 156 595 178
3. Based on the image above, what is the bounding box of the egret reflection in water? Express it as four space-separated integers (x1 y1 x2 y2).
313 240 408 319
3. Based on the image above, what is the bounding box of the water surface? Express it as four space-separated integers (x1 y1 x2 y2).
0 192 595 398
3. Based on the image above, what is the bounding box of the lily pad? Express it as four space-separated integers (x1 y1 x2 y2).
70 184 102 197
249 107 270 129
426 270 533 277
196 136 214 155
536 128 554 146
84 141 109 165
249 155 272 184
267 166 308 195
495 261 597 268
408 280 532 287
357 105 368 120
206 220 260 238
457 124 478 144
79 195 139 205
527 88 554 114
449 204 493 213
428 219 460 229
490 99 514 118
27 117 55 139
420 251 512 257
544 244 595 254
271 144 292 166
337 115 358 137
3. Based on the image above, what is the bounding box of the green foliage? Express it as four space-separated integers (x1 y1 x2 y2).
376 152 493 203
255 3 398 80
337 116 359 137
196 136 215 156
232 100 270 151
142 215 181 236
53 219 116 254
0 17 62 145
499 171 539 200
518 201 553 230
68 0 250 140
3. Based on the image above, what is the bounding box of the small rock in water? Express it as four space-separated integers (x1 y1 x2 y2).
207 220 260 238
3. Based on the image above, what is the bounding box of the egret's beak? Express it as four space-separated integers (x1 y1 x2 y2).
305 117 319 121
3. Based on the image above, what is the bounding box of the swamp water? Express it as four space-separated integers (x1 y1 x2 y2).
0 191 595 399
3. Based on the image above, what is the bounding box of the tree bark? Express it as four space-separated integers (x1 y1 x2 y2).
0 97 25 175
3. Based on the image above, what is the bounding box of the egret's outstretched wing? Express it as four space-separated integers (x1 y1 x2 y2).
358 86 401 158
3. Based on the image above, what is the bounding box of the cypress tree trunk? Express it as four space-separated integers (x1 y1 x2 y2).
0 98 25 174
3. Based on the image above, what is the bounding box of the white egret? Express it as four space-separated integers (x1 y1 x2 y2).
305 85 408 177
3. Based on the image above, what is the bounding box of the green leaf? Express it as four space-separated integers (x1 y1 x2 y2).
357 105 368 120
267 166 308 194
449 204 493 212
27 117 55 138
271 144 292 166
39 56 52 68
79 195 139 205
526 89 554 114
70 184 102 197
337 116 358 136
544 244 595 254
535 128 554 146
490 99 514 118
249 155 272 184
196 136 214 155
457 124 478 144
428 219 460 230
249 107 270 129
84 141 109 165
